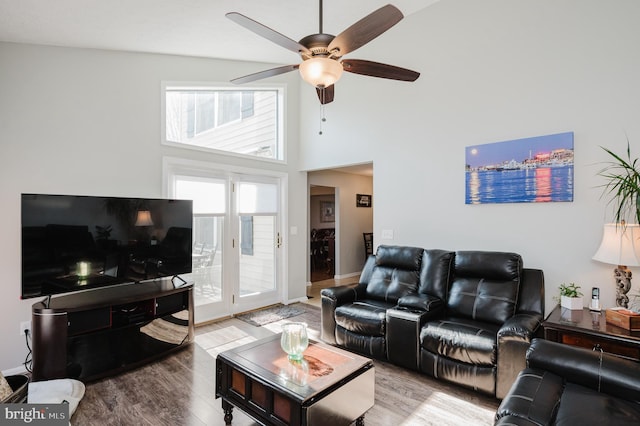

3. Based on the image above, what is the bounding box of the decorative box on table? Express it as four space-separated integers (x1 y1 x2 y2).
605 308 640 331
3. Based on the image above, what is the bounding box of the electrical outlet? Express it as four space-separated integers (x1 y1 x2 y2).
19 320 31 336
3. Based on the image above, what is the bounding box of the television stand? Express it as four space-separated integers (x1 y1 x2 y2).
31 278 194 382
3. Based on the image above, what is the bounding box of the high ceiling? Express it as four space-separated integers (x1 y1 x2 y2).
0 0 438 64
0 1 438 177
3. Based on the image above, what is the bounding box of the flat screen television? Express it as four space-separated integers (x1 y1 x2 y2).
21 193 193 299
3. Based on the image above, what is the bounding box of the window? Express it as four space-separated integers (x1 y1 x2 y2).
163 84 283 161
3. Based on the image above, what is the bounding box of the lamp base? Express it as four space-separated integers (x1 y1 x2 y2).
614 265 632 308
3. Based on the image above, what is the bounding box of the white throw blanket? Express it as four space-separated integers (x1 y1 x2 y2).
27 379 85 419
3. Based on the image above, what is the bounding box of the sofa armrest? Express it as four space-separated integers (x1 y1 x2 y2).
387 306 441 370
526 338 640 402
397 294 445 314
495 367 564 426
496 313 543 399
320 283 366 305
518 269 545 316
320 283 366 344
498 312 543 341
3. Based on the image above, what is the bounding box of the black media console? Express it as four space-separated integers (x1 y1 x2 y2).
31 278 194 382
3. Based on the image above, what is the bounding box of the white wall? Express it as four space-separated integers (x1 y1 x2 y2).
308 171 374 277
0 42 307 371
299 0 640 312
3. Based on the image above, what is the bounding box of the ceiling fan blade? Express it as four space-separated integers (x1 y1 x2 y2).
231 64 299 84
328 5 403 57
342 59 420 82
316 85 335 104
226 12 311 56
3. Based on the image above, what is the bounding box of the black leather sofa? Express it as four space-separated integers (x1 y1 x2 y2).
321 245 545 399
495 338 640 425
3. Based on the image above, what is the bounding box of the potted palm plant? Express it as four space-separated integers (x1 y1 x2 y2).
598 142 640 224
559 283 583 310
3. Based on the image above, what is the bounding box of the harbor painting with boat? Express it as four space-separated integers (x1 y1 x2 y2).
465 132 574 204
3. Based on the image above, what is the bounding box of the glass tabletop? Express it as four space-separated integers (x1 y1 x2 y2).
218 333 373 398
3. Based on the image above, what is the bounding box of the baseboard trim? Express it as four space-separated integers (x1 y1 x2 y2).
2 366 28 376
286 296 309 305
334 271 361 280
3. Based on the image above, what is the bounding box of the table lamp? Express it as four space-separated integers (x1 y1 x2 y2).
592 223 640 308
135 210 154 227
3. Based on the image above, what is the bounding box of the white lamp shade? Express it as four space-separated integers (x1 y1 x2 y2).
593 223 640 266
135 210 154 227
299 57 344 88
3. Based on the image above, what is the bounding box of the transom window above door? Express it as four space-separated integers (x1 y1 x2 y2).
162 83 284 161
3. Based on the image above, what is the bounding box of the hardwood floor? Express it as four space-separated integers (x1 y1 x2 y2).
306 276 359 308
72 298 499 425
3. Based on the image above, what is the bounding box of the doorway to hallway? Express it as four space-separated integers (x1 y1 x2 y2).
309 185 335 282
307 164 374 285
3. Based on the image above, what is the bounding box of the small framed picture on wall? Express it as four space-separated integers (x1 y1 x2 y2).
320 201 335 222
356 194 372 208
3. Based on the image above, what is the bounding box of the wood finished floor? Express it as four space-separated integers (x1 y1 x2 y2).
73 293 499 425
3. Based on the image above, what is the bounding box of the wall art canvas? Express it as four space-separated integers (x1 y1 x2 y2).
465 132 574 204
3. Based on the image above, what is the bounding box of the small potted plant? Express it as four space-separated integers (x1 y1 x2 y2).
558 283 583 310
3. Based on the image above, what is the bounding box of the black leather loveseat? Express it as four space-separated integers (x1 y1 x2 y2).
495 338 640 425
321 245 545 399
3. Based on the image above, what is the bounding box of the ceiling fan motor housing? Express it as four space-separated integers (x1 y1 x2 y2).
298 33 338 59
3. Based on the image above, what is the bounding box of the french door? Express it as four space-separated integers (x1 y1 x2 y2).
167 167 282 323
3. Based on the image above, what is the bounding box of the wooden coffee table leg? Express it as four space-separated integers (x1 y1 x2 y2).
222 399 233 425
356 415 365 426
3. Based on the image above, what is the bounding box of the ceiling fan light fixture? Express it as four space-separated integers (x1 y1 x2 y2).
299 57 343 88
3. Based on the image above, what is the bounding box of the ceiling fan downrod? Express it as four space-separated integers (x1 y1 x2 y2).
319 0 323 34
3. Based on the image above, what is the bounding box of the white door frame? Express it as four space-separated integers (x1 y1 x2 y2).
163 156 288 322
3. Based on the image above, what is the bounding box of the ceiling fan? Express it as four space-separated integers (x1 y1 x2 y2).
226 1 420 104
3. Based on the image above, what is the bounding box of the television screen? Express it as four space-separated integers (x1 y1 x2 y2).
21 193 193 299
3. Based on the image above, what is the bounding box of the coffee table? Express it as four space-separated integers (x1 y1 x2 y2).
215 334 375 425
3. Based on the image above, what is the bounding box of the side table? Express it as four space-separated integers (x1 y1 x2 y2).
543 305 640 362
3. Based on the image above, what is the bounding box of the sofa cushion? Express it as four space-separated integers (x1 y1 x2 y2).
495 368 563 426
375 245 423 270
555 383 640 425
526 338 640 402
335 327 386 359
448 251 522 325
335 300 394 336
365 267 420 303
420 316 500 366
365 246 423 303
420 350 496 395
454 251 522 280
418 249 454 300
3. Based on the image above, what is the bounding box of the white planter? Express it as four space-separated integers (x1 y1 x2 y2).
561 295 583 310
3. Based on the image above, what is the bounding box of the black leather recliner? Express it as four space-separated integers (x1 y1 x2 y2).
321 245 545 399
419 251 545 398
495 338 640 425
321 246 424 359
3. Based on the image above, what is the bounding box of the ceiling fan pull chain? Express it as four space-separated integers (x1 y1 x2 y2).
319 103 325 135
